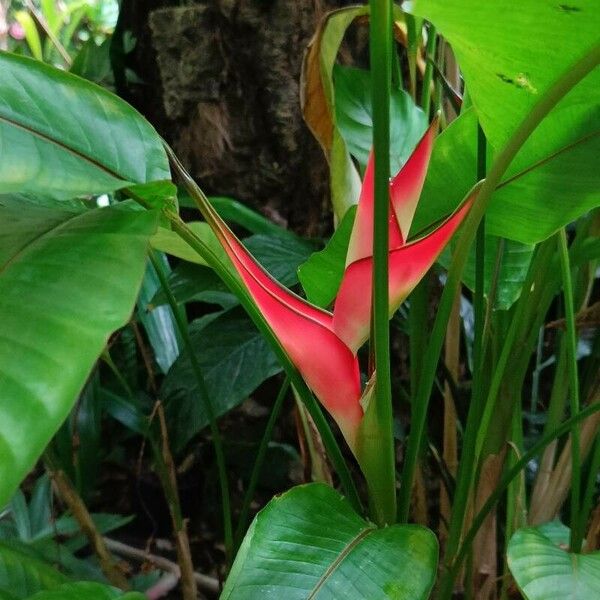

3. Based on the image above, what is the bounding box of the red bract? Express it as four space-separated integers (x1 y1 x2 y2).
196 123 474 449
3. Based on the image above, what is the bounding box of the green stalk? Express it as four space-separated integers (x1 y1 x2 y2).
439 400 600 597
473 124 487 393
405 14 418 101
409 280 429 398
436 123 493 565
131 176 362 514
557 228 582 552
397 46 600 524
234 376 290 548
420 24 437 112
580 434 600 543
149 251 233 563
367 0 396 525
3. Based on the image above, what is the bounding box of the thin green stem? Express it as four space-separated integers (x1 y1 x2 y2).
148 251 233 563
557 228 582 552
409 280 429 398
368 0 396 525
420 24 437 112
130 177 362 514
439 401 600 596
234 376 290 548
405 14 418 101
473 124 487 386
398 45 600 526
580 433 600 543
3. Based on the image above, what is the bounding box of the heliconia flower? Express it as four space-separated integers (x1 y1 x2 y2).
190 121 475 449
195 186 364 448
332 122 476 353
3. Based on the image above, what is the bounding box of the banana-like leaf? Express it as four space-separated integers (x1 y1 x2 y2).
405 0 599 148
406 2 600 244
222 483 438 599
508 526 600 599
0 199 158 507
0 52 169 199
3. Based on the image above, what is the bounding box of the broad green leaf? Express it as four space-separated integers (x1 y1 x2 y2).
405 0 599 149
149 263 237 309
413 103 600 244
222 483 438 599
298 205 356 307
0 199 159 507
439 235 534 310
508 526 600 599
26 582 146 600
243 234 316 287
163 310 281 451
0 52 169 199
334 65 427 174
150 222 227 267
0 541 67 598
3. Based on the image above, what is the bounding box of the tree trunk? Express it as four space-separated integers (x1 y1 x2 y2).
115 0 353 235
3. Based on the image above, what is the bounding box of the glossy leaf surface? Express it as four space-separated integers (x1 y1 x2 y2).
162 310 282 451
334 65 427 175
406 0 599 148
0 52 169 199
222 483 438 599
0 199 158 507
508 526 600 599
413 104 600 244
298 206 357 308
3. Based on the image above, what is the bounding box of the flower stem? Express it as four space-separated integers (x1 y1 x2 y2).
234 376 290 548
149 250 233 564
557 228 582 552
367 0 396 525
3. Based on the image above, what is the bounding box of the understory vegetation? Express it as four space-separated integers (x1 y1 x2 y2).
0 1 599 598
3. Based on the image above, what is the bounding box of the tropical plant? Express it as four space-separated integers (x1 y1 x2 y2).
0 0 598 598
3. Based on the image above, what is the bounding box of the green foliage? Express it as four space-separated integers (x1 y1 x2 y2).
0 542 67 598
26 582 146 600
163 309 282 451
298 205 356 307
0 199 159 507
508 525 600 599
223 483 438 599
0 52 169 199
407 0 599 147
334 65 428 174
407 4 600 243
412 103 600 244
136 256 181 374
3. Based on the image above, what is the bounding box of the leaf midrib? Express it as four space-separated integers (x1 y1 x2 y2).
498 129 600 190
307 524 377 599
0 113 128 182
